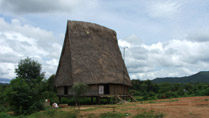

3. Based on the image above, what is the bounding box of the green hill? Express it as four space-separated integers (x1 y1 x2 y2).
152 71 209 83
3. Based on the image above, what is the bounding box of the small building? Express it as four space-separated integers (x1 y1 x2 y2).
55 21 133 102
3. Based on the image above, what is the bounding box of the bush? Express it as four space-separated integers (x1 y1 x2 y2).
0 105 11 112
7 78 44 115
6 58 47 115
42 91 58 105
0 112 13 118
133 111 164 118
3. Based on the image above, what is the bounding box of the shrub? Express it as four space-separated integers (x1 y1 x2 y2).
0 112 13 118
133 111 164 118
6 78 44 115
72 82 88 107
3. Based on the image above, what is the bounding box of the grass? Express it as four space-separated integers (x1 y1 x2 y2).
61 97 116 105
26 108 77 118
87 113 97 118
134 96 143 101
133 111 164 118
157 98 179 103
99 112 127 118
141 98 179 104
80 107 98 111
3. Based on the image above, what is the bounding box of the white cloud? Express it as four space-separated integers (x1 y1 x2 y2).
146 0 182 19
120 34 209 80
0 17 62 79
0 63 16 79
118 40 131 48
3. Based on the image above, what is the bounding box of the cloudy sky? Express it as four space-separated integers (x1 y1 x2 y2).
0 0 209 81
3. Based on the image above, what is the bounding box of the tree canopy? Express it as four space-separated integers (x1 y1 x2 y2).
6 57 46 115
15 57 44 83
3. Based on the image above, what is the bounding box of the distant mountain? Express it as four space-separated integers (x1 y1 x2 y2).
152 71 209 83
0 78 11 84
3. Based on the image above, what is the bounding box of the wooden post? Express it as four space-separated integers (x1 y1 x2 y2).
59 96 62 104
98 97 101 104
96 97 98 104
91 97 93 104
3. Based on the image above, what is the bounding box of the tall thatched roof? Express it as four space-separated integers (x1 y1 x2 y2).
55 21 131 87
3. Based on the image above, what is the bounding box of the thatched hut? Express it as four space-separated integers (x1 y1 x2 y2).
55 21 132 102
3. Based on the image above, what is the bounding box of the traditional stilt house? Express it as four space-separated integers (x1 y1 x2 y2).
55 21 134 103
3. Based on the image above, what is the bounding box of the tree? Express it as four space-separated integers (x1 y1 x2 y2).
72 82 88 110
15 57 44 84
46 74 56 92
7 58 45 115
7 78 44 115
42 74 58 104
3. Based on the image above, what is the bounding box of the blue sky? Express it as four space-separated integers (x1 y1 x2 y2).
0 0 209 81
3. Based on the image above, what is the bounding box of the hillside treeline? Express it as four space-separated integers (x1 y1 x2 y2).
130 79 209 100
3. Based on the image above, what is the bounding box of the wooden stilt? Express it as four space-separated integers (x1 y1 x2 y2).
91 97 93 104
59 96 62 104
98 97 100 104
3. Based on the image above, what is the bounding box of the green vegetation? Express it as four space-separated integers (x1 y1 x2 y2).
6 78 44 115
0 109 77 118
133 111 164 118
0 57 209 118
27 109 77 118
15 57 44 84
72 82 88 108
100 112 127 118
0 112 13 118
131 79 209 100
5 58 47 115
0 58 58 115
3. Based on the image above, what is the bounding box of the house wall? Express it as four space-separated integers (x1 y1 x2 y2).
109 84 129 95
56 84 130 96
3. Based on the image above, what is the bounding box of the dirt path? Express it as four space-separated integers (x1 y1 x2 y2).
61 96 209 118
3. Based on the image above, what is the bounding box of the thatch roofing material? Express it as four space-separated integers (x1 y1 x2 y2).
55 21 131 87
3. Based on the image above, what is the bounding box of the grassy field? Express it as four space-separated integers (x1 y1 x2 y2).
2 96 209 118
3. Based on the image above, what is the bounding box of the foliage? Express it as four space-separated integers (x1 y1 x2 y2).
15 57 44 84
100 112 126 118
131 79 209 100
0 84 10 112
72 82 88 107
0 112 13 118
5 58 47 115
6 78 44 115
133 111 164 118
42 74 58 105
26 109 77 118
45 74 56 92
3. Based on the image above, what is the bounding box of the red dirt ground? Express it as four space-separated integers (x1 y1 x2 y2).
62 96 209 118
137 96 209 118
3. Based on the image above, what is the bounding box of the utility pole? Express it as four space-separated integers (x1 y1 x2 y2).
123 47 128 101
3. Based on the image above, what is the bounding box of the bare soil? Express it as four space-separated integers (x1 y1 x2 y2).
61 96 209 118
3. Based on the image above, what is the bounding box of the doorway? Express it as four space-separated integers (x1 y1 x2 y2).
64 86 68 95
104 84 110 94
